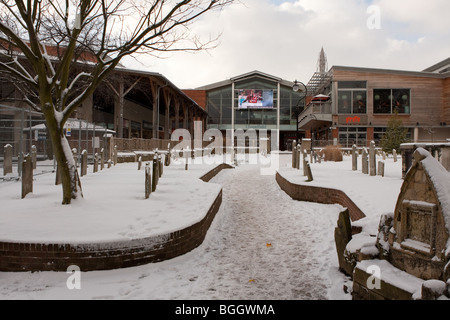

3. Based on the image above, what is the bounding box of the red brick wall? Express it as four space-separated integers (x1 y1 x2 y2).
183 90 207 110
276 172 366 222
0 165 232 272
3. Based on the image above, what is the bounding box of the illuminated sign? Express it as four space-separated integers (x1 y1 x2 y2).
346 116 361 124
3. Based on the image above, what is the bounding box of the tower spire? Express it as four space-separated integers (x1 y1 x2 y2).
317 47 328 73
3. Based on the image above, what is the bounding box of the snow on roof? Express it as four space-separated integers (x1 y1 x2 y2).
27 118 116 134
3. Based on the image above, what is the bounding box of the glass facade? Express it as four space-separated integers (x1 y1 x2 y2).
206 76 305 131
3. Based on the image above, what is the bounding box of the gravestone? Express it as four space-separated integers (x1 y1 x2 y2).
21 154 33 199
362 148 368 175
138 156 142 170
100 148 105 170
145 163 151 199
352 145 358 171
93 153 98 173
81 150 88 176
369 141 377 176
113 145 118 165
184 147 189 170
3 144 12 175
377 161 385 177
302 149 308 176
159 155 163 177
152 158 159 192
292 140 297 169
352 148 450 300
31 145 37 170
393 149 398 163
306 162 313 182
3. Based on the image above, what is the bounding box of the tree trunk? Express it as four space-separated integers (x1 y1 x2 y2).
45 113 81 205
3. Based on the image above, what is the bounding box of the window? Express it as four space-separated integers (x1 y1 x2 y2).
339 127 367 148
337 82 367 114
207 87 232 125
374 89 410 114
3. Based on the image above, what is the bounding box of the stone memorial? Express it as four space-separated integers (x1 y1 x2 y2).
369 141 376 176
3 144 12 175
145 163 151 199
352 145 358 171
81 150 88 176
32 145 37 170
362 148 368 175
349 148 450 300
21 154 33 199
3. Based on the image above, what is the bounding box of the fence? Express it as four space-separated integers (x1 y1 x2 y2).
0 104 113 178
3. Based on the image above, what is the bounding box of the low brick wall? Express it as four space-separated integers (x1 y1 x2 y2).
0 164 231 272
276 172 366 222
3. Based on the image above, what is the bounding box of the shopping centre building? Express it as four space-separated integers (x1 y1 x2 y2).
184 70 307 151
301 55 450 148
185 52 450 150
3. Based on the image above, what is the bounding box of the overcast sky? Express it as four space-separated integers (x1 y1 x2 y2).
122 0 450 89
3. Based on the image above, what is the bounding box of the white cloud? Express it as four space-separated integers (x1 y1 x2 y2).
123 0 450 89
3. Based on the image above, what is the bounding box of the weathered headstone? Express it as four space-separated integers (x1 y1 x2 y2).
306 161 313 182
145 163 151 199
292 140 297 169
152 157 159 192
369 141 377 176
3 144 12 175
362 148 369 175
352 145 358 171
292 144 297 169
21 153 33 199
81 150 88 176
32 145 37 170
393 149 398 163
113 145 118 165
184 147 189 170
93 153 98 173
377 161 385 177
100 148 105 170
138 156 142 170
302 149 308 176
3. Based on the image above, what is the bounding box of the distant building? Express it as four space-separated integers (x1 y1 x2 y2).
302 51 450 148
187 70 307 151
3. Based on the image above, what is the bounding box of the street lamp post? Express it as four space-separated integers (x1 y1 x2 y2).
292 80 308 143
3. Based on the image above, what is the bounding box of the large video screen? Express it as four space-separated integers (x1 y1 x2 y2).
238 89 274 109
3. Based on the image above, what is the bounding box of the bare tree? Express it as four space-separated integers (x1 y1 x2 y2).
0 0 234 204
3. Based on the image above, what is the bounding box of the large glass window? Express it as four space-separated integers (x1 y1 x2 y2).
337 82 367 114
207 87 232 125
339 127 367 148
373 89 411 114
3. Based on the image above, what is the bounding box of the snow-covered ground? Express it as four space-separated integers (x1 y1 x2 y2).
0 152 404 300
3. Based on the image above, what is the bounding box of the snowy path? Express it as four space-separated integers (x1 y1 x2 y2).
0 156 349 300
189 163 345 299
